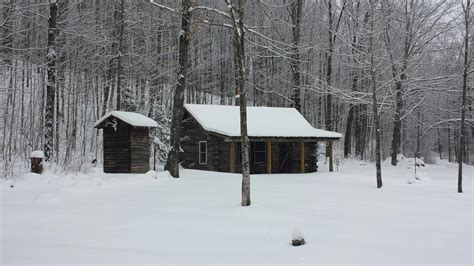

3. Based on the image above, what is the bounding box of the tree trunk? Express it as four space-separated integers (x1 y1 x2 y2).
390 80 403 165
44 1 58 162
344 104 354 158
228 0 251 206
325 0 334 172
115 0 125 110
290 0 303 112
458 0 470 193
368 0 382 188
165 0 194 178
344 17 360 158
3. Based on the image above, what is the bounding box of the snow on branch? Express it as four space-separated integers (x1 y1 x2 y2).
421 118 474 139
149 0 180 15
189 6 230 19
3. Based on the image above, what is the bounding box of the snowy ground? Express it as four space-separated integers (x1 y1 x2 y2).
1 159 472 264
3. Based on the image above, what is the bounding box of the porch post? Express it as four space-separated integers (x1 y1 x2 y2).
266 141 272 174
300 141 305 173
328 140 334 172
230 142 235 173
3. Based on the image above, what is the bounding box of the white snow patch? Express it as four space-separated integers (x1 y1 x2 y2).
1 160 472 264
292 227 305 240
30 150 44 158
184 104 342 138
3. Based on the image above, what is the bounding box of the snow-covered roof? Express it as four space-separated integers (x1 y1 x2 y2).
184 104 342 139
94 111 158 128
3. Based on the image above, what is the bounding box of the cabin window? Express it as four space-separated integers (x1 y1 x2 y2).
199 141 207 164
253 142 266 163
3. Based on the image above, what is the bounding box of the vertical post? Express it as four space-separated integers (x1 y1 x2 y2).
153 144 156 171
328 141 334 172
300 141 305 173
230 142 235 173
267 141 272 174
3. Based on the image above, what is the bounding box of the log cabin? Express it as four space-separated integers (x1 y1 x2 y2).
180 104 342 174
94 111 158 173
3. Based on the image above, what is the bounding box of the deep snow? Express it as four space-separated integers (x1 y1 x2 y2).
1 159 472 264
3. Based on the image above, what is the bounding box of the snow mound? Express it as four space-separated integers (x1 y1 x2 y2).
146 170 161 179
407 172 431 184
385 154 426 169
435 159 459 169
292 227 305 240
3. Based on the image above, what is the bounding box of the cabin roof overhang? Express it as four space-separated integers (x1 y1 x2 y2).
184 104 342 141
94 111 158 128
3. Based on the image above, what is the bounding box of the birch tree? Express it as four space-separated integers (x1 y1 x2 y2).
227 0 251 206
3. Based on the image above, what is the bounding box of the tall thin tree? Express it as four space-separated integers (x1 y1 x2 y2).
227 0 251 206
165 0 195 178
289 0 303 113
115 0 125 110
458 0 471 193
368 0 382 188
44 0 58 161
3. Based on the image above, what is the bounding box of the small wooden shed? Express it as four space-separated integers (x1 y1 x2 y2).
180 104 342 174
94 111 158 173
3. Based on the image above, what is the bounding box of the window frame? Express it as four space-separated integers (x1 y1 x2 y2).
199 141 207 164
253 141 266 164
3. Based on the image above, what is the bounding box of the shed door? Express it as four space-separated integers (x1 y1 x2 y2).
103 125 130 173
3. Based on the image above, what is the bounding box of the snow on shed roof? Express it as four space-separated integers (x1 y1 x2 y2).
94 111 158 128
184 104 342 139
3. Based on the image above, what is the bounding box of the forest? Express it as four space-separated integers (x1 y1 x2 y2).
0 0 472 182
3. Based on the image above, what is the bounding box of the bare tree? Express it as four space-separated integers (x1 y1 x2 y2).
116 0 125 110
227 0 251 206
458 0 471 193
165 0 195 178
44 0 59 162
324 0 346 171
368 0 382 188
288 0 303 112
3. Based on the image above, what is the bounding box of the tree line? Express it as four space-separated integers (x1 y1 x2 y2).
0 0 471 195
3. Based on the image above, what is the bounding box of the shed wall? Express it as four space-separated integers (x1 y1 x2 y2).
103 121 130 173
130 127 150 173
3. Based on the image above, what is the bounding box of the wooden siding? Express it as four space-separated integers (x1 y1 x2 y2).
130 127 150 173
101 117 151 174
103 120 130 173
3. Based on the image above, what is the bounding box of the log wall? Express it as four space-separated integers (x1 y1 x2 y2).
179 111 320 174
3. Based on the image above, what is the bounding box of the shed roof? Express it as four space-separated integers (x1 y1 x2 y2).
94 111 158 128
184 104 342 139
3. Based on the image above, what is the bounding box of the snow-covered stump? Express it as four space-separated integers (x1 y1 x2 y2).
291 227 305 246
30 150 44 174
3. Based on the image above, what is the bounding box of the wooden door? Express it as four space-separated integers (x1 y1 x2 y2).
279 143 292 173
